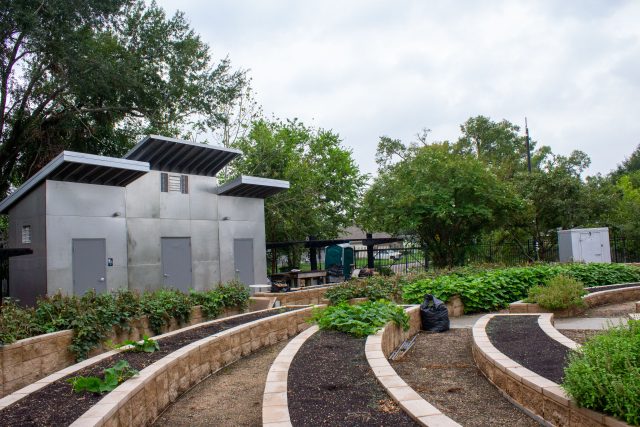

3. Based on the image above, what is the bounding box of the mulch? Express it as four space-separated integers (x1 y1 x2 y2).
486 315 571 384
392 330 539 427
0 308 296 427
287 330 417 426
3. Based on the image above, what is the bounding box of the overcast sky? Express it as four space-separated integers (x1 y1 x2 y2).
157 0 640 178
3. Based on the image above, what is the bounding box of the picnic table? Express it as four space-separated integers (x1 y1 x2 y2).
270 270 327 288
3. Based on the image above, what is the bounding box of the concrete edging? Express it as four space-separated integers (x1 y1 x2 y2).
1 306 315 427
471 313 631 427
261 325 320 426
365 306 461 427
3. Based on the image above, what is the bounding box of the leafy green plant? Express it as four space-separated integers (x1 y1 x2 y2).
311 300 409 337
216 280 251 311
0 298 42 345
116 335 160 353
141 289 192 335
402 263 640 313
526 274 586 310
67 360 139 394
325 277 401 305
562 319 640 425
0 280 250 360
189 289 224 319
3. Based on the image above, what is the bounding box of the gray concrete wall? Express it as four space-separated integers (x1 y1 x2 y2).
218 196 267 284
8 184 47 305
45 181 128 295
125 172 221 292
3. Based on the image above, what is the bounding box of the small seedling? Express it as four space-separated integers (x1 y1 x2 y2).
67 360 138 394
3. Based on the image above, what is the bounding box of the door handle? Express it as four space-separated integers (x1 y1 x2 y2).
163 274 169 278
99 277 105 282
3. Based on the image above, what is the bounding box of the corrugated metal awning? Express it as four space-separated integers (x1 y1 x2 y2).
0 151 149 214
217 175 289 198
124 135 241 177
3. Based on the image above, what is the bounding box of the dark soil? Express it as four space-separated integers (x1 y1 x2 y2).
287 330 417 426
392 330 539 427
487 315 570 384
585 283 640 293
0 308 296 427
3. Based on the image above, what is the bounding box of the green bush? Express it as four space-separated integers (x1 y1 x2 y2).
526 274 587 310
311 300 409 337
0 281 251 360
402 263 640 313
562 319 640 425
324 277 402 304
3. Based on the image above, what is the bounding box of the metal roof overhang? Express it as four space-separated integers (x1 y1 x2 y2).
0 151 149 214
217 175 290 198
124 135 242 176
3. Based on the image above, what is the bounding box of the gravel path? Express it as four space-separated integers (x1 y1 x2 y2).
392 330 539 427
153 340 288 427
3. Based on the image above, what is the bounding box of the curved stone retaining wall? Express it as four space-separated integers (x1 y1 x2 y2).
509 284 640 316
255 285 333 306
472 313 631 427
0 304 248 398
365 306 461 427
61 306 315 427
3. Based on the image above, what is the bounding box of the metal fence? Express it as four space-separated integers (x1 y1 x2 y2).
267 235 640 276
610 235 640 263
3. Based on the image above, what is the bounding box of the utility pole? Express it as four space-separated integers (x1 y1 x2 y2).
525 117 539 261
525 117 532 173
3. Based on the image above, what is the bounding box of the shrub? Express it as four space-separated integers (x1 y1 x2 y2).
324 277 402 304
0 281 251 360
402 263 640 313
216 280 251 310
311 300 409 337
562 319 640 425
526 274 586 310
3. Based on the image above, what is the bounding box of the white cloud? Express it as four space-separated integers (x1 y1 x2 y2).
158 0 640 176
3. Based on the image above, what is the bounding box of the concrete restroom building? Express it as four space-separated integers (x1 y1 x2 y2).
0 135 288 305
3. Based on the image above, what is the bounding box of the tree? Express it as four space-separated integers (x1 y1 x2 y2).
230 118 367 248
455 115 550 180
0 0 245 196
611 144 640 181
361 140 523 267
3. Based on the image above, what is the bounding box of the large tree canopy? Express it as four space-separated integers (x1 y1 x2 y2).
229 119 367 244
361 141 522 267
0 0 245 196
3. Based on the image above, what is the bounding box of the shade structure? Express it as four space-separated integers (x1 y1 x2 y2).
217 175 289 198
125 135 241 177
0 151 150 214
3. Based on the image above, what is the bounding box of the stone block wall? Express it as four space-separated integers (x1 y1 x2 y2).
254 285 332 306
78 307 315 427
0 305 241 397
381 306 421 357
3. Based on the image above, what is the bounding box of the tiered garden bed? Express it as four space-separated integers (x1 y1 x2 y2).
262 305 461 426
472 313 632 427
509 283 640 317
0 306 314 427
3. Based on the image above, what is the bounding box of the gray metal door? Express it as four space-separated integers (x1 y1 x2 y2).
161 237 192 291
580 231 602 262
233 239 254 285
72 239 107 295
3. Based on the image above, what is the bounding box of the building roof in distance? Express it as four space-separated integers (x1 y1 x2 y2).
124 135 242 177
0 151 149 214
217 175 289 198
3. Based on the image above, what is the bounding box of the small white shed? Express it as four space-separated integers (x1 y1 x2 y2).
557 227 611 263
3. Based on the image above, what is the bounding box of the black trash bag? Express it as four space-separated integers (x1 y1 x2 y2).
420 294 450 332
